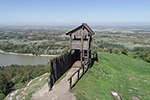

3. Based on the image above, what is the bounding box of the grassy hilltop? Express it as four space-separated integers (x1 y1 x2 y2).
72 52 150 100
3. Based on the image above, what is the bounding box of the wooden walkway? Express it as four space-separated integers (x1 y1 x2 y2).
72 61 86 68
68 61 90 89
68 52 98 89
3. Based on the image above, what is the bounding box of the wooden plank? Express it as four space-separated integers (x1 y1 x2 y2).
72 29 81 35
83 29 89 35
72 40 88 50
72 29 89 36
83 41 88 49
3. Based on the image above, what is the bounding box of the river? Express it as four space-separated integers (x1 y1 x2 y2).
0 52 51 66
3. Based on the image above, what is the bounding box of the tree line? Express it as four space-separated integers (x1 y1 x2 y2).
0 64 49 100
0 42 69 55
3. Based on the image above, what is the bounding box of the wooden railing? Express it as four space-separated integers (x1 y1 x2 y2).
68 52 98 89
68 60 91 89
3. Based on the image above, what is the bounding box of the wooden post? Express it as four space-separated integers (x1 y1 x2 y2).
83 66 84 74
80 28 83 66
87 35 90 62
80 50 82 66
74 35 76 39
70 35 72 51
77 70 80 80
70 78 72 89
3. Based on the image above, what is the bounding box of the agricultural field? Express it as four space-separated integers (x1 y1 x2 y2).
0 27 69 55
1 26 150 55
93 27 150 52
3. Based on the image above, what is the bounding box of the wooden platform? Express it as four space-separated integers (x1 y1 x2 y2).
72 61 87 68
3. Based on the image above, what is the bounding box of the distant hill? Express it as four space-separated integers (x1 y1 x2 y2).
72 52 150 100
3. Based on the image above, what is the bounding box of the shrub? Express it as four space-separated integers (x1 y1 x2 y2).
108 47 113 53
121 48 128 55
113 48 120 54
139 52 147 59
135 51 141 55
133 51 150 63
0 93 6 100
145 55 150 63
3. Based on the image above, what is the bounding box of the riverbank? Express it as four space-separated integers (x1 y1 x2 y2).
0 50 58 57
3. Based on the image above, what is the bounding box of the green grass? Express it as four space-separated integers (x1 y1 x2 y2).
71 52 150 100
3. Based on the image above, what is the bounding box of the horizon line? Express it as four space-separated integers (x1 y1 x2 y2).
1 22 150 26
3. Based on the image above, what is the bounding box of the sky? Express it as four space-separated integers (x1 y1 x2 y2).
0 0 150 25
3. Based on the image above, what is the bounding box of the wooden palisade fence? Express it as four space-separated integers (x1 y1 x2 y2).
48 50 80 90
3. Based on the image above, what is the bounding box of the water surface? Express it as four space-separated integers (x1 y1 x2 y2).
0 53 51 66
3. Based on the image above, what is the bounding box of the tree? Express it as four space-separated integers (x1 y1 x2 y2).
0 93 5 100
63 47 69 54
0 74 8 95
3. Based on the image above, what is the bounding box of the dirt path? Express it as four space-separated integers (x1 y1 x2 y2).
31 68 78 100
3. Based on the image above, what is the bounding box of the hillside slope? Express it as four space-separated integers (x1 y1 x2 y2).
72 52 150 100
5 73 49 100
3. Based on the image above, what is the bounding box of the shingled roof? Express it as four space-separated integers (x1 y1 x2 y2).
66 23 95 35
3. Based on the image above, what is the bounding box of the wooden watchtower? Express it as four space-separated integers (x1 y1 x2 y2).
66 23 95 67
